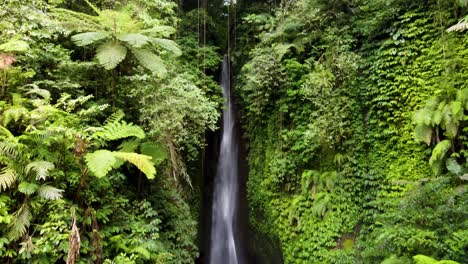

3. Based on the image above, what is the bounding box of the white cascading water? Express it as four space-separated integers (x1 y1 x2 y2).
210 56 239 264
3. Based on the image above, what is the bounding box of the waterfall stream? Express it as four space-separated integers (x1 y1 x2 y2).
209 56 240 264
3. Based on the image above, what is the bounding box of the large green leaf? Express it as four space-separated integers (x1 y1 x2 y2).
18 182 39 195
85 150 118 178
131 48 167 75
113 152 156 179
446 158 462 176
96 42 127 70
118 33 151 48
151 38 182 56
72 31 110 46
414 124 432 145
140 142 167 165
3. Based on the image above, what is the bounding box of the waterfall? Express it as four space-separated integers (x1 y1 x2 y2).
209 56 240 264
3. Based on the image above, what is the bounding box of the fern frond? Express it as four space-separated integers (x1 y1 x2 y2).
72 31 110 46
9 203 31 240
0 168 17 191
0 125 15 139
83 0 101 15
25 161 55 181
3 106 28 126
85 150 118 178
446 158 462 176
18 182 39 195
151 38 182 56
51 8 102 32
38 185 64 200
0 141 19 158
118 139 140 152
131 246 151 259
113 152 156 179
25 85 51 100
140 142 166 165
96 42 127 70
104 110 125 125
118 33 151 48
139 25 176 38
92 121 145 141
131 48 167 75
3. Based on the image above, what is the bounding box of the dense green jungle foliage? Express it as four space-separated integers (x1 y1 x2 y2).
234 0 468 263
1 0 468 263
0 0 227 263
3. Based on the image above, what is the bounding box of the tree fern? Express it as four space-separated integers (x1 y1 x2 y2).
96 42 127 70
53 1 180 73
37 185 64 200
0 168 16 191
8 203 31 240
25 161 55 181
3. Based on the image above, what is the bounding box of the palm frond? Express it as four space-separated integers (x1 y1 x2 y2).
131 48 167 75
113 152 156 179
0 168 17 191
9 203 31 240
151 38 182 56
25 161 55 181
96 42 127 70
118 33 151 48
37 185 64 200
72 32 110 47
